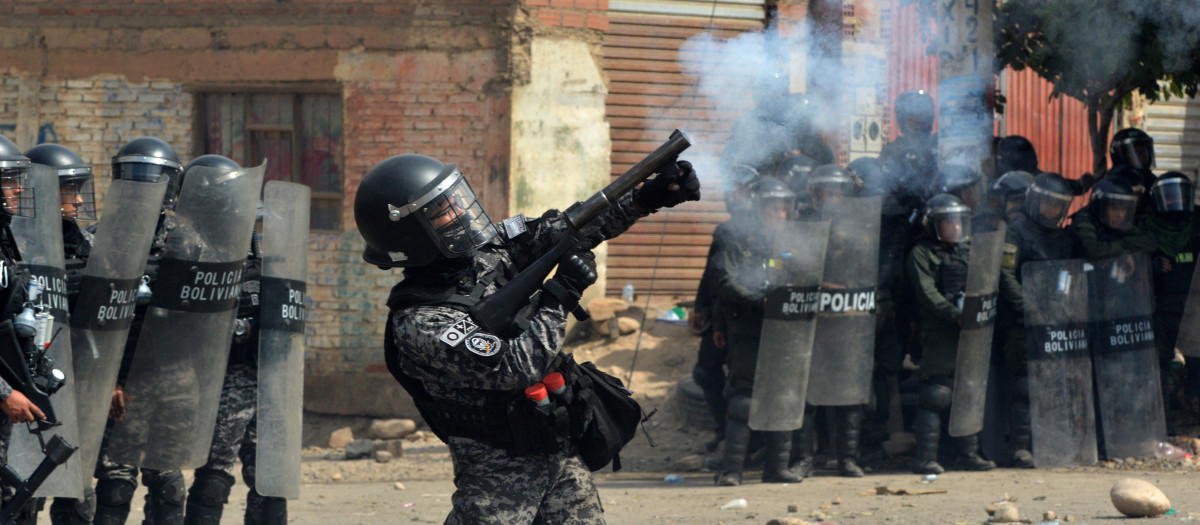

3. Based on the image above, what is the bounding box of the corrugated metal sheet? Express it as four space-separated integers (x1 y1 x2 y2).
1144 95 1200 174
1002 68 1093 179
885 0 937 142
603 8 766 298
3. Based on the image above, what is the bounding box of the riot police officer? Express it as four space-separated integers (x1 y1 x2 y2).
996 172 1076 468
994 135 1039 179
182 155 284 525
1067 175 1157 260
711 176 803 486
1103 129 1158 214
93 137 186 525
356 153 698 523
906 194 996 474
880 90 937 212
990 171 1035 224
24 143 97 525
775 154 819 217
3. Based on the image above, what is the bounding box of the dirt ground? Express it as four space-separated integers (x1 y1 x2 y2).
63 300 1200 524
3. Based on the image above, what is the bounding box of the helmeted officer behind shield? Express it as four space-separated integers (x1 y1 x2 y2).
906 194 996 474
880 89 937 214
356 153 698 524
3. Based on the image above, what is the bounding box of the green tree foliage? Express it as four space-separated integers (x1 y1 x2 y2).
995 0 1200 175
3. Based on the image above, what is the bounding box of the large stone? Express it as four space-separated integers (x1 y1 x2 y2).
329 427 354 449
374 450 393 463
616 317 640 335
587 297 629 321
989 503 1020 523
344 439 375 460
1110 478 1170 517
368 419 417 439
373 438 404 458
766 519 815 525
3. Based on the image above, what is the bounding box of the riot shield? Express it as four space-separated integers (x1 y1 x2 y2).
107 163 266 470
8 164 82 497
807 196 881 406
748 220 829 431
1022 259 1096 467
255 181 310 498
68 179 167 490
1174 261 1200 357
1088 254 1165 459
949 225 1005 437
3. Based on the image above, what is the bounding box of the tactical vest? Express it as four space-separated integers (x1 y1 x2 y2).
931 241 969 308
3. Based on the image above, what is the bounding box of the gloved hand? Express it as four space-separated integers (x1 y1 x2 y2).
633 159 701 213
543 251 597 308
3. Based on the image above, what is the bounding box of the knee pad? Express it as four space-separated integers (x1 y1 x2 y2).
147 470 186 506
726 394 751 423
190 470 235 508
96 479 136 507
919 382 953 413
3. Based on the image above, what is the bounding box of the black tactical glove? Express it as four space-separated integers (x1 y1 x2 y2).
633 159 701 213
543 251 597 309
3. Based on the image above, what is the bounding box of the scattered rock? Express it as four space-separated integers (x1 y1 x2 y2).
373 439 404 458
881 432 916 457
989 502 1020 522
1064 515 1076 522
787 504 798 513
832 497 841 505
1042 510 1056 521
331 472 343 481
617 317 641 335
367 419 416 440
374 450 393 463
344 439 375 460
765 519 814 525
406 430 430 441
329 427 354 449
393 482 406 491
673 454 705 471
587 298 629 321
1110 478 1170 517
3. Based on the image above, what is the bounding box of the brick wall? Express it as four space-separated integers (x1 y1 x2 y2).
526 0 609 31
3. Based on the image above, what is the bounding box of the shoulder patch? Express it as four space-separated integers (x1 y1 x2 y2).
502 215 529 240
1002 243 1018 268
464 332 503 357
439 316 479 347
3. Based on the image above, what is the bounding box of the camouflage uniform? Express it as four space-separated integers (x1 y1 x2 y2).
387 195 645 524
0 223 33 521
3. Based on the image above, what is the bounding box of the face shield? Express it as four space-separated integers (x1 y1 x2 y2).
1024 184 1073 229
0 166 35 219
808 177 857 212
59 168 96 221
1151 177 1195 215
934 212 970 244
1113 136 1155 169
412 169 497 258
1098 192 1138 231
113 159 183 210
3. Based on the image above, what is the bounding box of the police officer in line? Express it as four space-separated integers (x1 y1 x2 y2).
93 137 187 525
994 136 1039 180
183 155 285 525
906 194 996 474
880 90 937 213
0 135 43 522
710 176 803 486
996 172 1077 468
775 155 819 217
936 165 998 233
355 153 699 523
1067 174 1157 261
23 143 97 525
1104 128 1158 206
1143 173 1200 416
990 171 1035 224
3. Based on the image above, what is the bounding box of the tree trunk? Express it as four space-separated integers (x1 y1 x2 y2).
1085 98 1117 177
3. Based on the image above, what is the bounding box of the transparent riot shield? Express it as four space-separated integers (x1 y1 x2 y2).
255 181 309 498
949 225 1005 437
1174 261 1200 357
1022 259 1097 468
1087 254 1165 459
8 164 81 497
807 196 882 406
67 179 167 492
107 163 266 470
748 220 829 431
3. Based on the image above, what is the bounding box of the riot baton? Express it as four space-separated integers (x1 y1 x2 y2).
470 129 692 337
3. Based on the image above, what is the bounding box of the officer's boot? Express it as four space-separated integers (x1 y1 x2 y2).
762 431 801 483
245 491 287 525
955 434 996 471
715 417 750 486
789 411 816 478
184 470 234 525
836 406 865 477
49 488 96 525
1009 375 1035 468
911 407 943 474
93 478 136 525
142 470 185 525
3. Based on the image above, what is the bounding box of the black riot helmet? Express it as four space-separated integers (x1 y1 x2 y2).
180 154 241 207
922 193 971 244
745 175 794 226
0 135 34 219
775 155 818 196
111 137 182 209
1109 128 1155 170
991 170 1034 219
1149 171 1194 216
25 143 96 221
895 90 935 136
807 164 861 211
1024 172 1074 229
994 135 1039 176
936 164 983 210
1090 175 1139 231
848 156 892 197
355 154 498 268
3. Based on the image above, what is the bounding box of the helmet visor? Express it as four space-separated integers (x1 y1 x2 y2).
933 210 971 244
419 176 497 257
0 168 35 219
1025 184 1073 229
115 163 182 209
1115 137 1155 169
1099 193 1138 231
1151 178 1194 214
60 174 97 221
